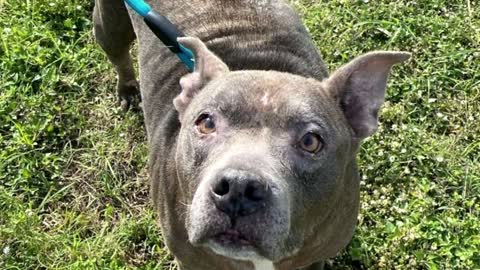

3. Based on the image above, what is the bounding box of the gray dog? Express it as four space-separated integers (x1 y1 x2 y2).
93 1 409 269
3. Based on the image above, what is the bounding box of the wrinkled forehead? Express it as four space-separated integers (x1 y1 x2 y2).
197 71 335 127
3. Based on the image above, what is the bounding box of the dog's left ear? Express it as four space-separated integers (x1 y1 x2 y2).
174 37 229 121
325 51 411 139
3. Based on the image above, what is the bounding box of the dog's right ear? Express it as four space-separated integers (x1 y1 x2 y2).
174 37 229 121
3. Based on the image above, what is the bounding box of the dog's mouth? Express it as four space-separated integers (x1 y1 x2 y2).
187 174 290 261
204 228 265 260
213 229 253 247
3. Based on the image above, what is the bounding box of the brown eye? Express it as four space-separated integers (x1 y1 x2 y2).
299 132 323 153
195 114 216 134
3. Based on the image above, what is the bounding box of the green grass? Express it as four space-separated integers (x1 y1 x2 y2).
0 0 479 269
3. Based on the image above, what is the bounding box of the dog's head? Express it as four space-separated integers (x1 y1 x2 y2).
173 37 409 262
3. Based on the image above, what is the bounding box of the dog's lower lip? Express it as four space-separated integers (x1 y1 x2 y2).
213 229 252 246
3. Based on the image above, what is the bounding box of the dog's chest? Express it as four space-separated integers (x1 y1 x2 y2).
252 259 275 270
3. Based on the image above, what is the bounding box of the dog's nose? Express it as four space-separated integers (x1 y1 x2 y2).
210 173 271 219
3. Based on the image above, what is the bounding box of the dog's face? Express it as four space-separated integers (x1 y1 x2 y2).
177 71 350 261
173 37 409 262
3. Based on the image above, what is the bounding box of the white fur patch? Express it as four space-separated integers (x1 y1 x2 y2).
252 259 275 270
261 93 270 106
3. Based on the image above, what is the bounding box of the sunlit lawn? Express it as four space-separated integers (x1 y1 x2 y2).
0 0 479 269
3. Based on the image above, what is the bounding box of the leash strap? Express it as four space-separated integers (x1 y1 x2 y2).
124 0 195 71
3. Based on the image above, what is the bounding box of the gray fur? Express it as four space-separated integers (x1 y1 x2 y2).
93 1 410 269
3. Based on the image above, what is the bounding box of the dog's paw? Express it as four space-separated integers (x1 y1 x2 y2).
117 79 140 112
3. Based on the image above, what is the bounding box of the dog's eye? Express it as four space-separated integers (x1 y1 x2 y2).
195 114 216 134
299 132 323 154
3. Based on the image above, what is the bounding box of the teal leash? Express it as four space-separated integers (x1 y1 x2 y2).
124 0 195 71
